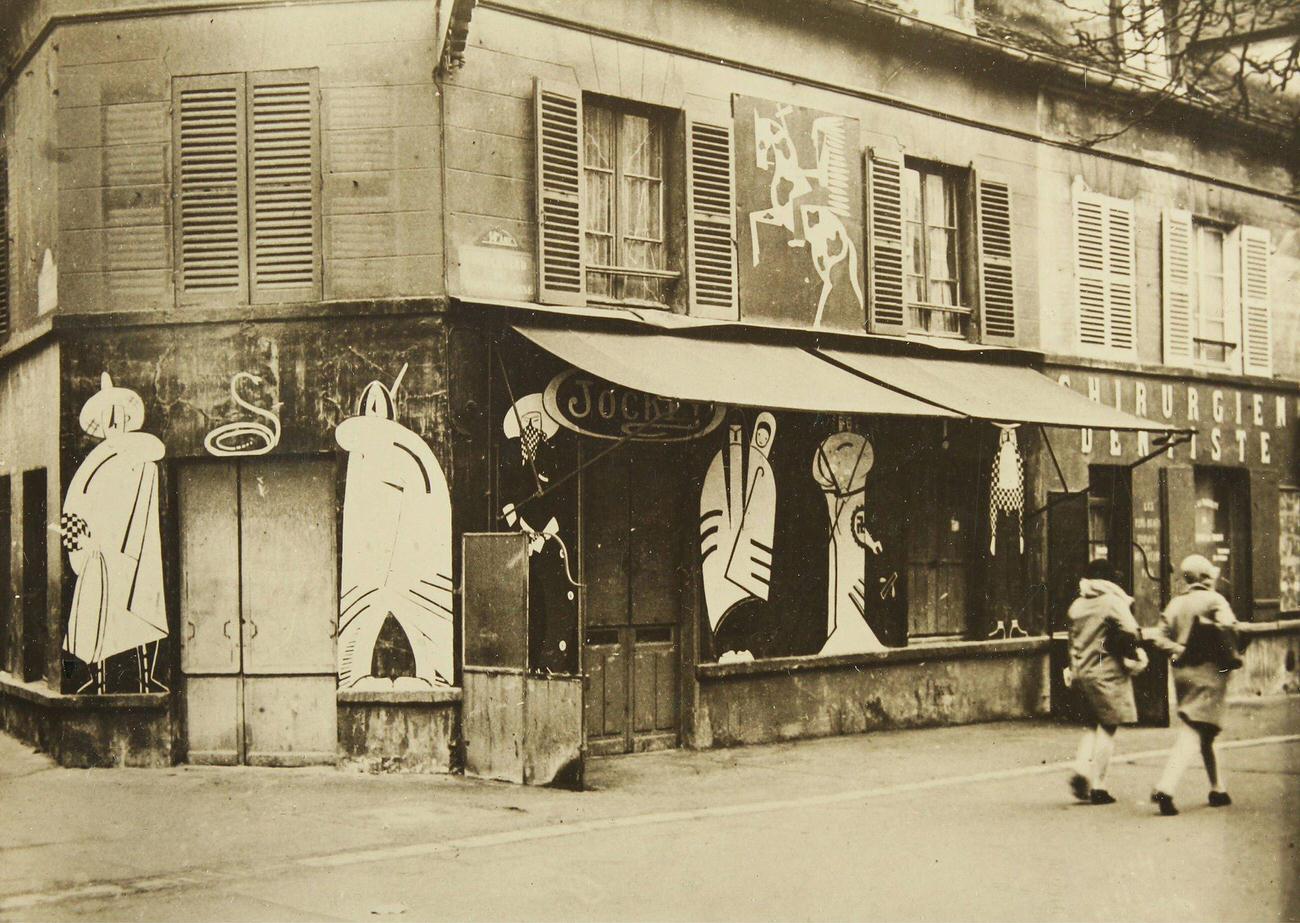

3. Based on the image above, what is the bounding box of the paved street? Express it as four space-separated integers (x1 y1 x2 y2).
2 697 1297 922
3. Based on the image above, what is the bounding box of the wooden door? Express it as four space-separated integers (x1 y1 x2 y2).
581 446 681 755
180 458 337 766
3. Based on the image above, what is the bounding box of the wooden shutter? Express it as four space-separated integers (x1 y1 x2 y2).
1160 209 1194 368
1238 224 1272 377
1073 185 1136 353
686 114 737 320
248 69 320 304
0 152 8 338
534 80 584 305
975 174 1015 343
865 146 905 335
174 74 248 306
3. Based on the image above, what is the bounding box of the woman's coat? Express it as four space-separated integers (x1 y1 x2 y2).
1068 579 1142 726
1152 582 1238 729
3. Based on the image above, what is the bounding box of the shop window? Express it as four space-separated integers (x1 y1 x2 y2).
1161 210 1272 376
0 475 10 674
903 162 969 337
1073 182 1136 355
1115 0 1170 77
21 468 47 684
535 83 737 317
1193 466 1251 620
1088 465 1133 591
172 70 321 308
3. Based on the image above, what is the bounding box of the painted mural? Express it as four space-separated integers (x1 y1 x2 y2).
336 365 454 689
60 373 169 693
814 431 886 655
989 425 1025 556
203 372 282 457
700 413 778 646
734 96 864 332
501 392 581 674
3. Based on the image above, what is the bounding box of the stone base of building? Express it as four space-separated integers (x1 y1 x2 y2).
690 638 1050 748
0 672 173 768
1230 621 1300 699
337 688 462 774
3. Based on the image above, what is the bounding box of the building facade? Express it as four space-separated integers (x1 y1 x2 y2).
0 0 1296 771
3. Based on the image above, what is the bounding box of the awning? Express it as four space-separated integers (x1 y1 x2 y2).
818 350 1184 432
513 325 959 419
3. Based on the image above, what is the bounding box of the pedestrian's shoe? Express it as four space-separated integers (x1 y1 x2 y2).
1151 790 1178 816
1208 791 1232 807
1069 774 1090 802
1089 789 1117 805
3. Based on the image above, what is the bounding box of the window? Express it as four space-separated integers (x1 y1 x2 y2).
903 162 967 336
1088 465 1133 591
583 99 672 305
1073 183 1136 354
173 70 321 307
534 81 737 317
1116 0 1170 77
21 468 47 684
1191 221 1233 366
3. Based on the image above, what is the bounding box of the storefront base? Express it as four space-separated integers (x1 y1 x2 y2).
691 639 1049 748
1230 622 1300 700
337 689 462 774
0 672 172 768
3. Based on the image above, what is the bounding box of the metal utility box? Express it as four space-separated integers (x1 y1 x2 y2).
461 532 584 787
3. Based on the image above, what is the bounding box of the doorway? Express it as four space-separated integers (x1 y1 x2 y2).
179 457 338 765
580 445 685 755
1193 466 1251 620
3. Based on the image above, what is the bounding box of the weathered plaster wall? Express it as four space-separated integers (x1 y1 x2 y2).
1229 623 1300 699
337 693 460 773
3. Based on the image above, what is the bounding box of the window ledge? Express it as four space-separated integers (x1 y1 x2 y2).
337 687 463 705
0 671 169 709
697 636 1048 680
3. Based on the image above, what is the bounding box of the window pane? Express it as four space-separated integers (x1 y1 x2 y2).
584 105 614 171
1198 271 1223 322
924 173 953 228
905 222 924 280
903 168 922 223
928 227 957 282
1197 226 1224 276
620 177 661 242
928 280 957 307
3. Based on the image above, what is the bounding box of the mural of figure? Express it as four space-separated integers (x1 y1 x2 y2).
501 392 579 674
61 373 168 693
336 365 453 689
989 425 1025 556
814 431 886 656
700 413 778 635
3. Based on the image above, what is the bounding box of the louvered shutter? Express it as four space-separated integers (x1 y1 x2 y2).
248 70 320 304
1105 198 1136 351
686 114 737 320
974 174 1015 343
865 146 905 335
174 74 248 306
534 80 584 305
1160 209 1194 367
1238 224 1272 377
0 152 8 339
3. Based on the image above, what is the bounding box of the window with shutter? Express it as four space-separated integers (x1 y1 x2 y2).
173 71 320 308
975 175 1015 342
1239 224 1272 377
1160 208 1194 367
249 71 320 304
535 81 585 306
0 151 8 339
686 117 737 320
1072 186 1136 355
866 147 906 335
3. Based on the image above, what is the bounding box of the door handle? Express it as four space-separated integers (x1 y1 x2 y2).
222 620 232 639
246 620 258 639
186 621 196 642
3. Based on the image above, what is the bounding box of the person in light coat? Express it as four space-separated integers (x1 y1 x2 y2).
1066 558 1146 805
1149 554 1240 816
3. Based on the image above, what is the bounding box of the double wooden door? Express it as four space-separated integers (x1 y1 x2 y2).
581 446 684 755
179 458 338 766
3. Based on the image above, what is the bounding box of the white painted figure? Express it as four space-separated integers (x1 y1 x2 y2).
61 373 168 693
989 425 1025 555
502 392 560 473
203 371 281 457
814 431 886 656
700 413 777 635
336 365 454 689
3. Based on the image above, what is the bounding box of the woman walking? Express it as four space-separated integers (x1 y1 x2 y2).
1150 554 1240 816
1066 559 1145 805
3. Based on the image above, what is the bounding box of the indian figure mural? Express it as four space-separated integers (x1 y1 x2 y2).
814 431 886 656
61 373 169 693
989 425 1025 556
699 412 778 654
336 364 454 689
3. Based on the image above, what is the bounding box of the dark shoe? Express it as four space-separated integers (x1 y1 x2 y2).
1151 790 1179 816
1090 789 1117 805
1070 774 1090 802
1208 791 1232 807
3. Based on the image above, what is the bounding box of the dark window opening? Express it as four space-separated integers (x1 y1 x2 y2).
21 469 47 684
1088 465 1133 592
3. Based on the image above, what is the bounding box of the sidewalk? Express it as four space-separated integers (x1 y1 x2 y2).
2 697 1297 920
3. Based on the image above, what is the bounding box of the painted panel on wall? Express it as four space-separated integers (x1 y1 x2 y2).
733 96 864 332
1281 488 1299 615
